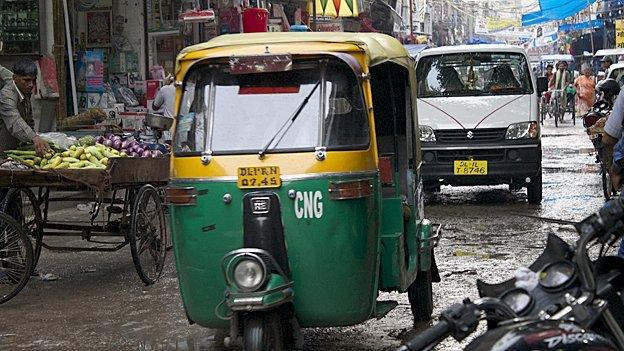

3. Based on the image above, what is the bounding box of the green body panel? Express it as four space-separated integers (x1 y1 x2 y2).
378 198 421 292
170 175 380 329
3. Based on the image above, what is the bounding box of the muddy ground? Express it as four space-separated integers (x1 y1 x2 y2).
0 119 612 350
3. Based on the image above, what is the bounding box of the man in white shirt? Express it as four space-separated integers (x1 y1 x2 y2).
152 75 175 117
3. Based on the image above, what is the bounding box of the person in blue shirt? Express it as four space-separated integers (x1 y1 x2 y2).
601 78 624 256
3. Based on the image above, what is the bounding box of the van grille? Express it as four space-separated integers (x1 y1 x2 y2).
435 128 507 143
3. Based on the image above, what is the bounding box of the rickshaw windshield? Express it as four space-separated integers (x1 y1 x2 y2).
416 52 533 97
174 58 368 155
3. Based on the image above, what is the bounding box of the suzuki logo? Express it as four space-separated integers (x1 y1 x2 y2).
466 131 474 139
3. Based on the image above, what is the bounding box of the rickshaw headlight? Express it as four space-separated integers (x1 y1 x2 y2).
233 258 266 292
419 125 437 142
506 122 539 139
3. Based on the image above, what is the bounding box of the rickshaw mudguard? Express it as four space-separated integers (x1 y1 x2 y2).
169 175 381 329
224 273 294 312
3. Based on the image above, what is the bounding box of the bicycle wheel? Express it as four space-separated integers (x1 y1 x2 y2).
601 161 614 200
554 99 559 127
1 188 42 274
0 212 33 304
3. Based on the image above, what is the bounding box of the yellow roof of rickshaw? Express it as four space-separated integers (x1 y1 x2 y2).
176 32 413 68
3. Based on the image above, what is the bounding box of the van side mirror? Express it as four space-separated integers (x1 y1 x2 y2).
537 76 548 96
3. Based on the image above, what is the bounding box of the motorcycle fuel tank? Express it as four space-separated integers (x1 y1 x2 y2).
465 320 617 351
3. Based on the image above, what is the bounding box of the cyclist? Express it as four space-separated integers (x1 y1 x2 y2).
552 61 572 118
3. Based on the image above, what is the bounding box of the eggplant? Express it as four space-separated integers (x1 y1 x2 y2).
112 140 122 150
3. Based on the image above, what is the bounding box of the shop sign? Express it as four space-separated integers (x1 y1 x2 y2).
616 19 624 49
316 20 343 32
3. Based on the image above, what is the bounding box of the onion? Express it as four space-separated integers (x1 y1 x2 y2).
121 140 130 150
112 140 122 150
129 152 138 157
112 135 121 142
142 150 152 158
136 148 144 155
152 150 163 157
103 139 113 147
96 136 104 143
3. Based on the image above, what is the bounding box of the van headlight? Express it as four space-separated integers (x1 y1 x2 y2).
505 122 539 140
419 125 437 142
232 255 266 292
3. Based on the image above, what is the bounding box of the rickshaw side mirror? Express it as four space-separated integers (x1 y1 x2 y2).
536 76 548 96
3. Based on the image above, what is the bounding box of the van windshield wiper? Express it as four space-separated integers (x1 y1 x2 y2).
258 82 320 159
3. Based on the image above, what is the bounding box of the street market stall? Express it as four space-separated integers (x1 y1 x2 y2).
0 131 170 304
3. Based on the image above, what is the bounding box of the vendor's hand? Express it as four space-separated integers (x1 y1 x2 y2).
33 136 50 157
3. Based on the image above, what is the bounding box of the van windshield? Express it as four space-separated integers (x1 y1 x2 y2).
416 52 533 98
173 59 369 155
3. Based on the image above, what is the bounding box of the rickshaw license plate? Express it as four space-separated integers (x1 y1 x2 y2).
237 166 281 188
454 160 488 175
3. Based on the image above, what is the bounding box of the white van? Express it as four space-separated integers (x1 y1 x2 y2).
415 45 543 203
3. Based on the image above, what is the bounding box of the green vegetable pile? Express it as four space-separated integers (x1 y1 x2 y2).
4 143 128 170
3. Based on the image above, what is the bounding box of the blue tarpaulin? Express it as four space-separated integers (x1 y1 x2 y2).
558 19 604 32
467 37 505 45
522 0 597 26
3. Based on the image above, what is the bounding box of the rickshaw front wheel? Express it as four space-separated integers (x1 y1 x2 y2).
407 269 433 322
243 312 284 351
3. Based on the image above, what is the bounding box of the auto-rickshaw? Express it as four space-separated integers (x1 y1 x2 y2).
166 32 440 350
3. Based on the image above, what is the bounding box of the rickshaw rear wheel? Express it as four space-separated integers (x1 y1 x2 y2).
129 185 167 285
1 188 42 275
407 269 433 322
0 212 33 304
243 312 283 351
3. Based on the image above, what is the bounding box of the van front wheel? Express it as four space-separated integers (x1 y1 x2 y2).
527 171 543 204
407 268 433 323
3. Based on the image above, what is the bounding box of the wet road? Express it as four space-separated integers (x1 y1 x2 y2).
1 118 611 350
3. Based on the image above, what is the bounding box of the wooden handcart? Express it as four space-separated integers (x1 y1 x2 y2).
0 157 169 303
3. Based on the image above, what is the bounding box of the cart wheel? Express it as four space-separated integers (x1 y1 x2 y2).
1 188 42 274
0 212 33 304
243 312 284 351
130 185 167 285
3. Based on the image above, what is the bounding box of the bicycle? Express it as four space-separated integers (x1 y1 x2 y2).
550 89 565 127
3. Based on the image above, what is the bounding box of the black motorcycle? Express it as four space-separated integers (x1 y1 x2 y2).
398 194 624 351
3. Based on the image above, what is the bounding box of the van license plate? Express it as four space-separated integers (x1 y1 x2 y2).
237 166 281 188
454 160 488 175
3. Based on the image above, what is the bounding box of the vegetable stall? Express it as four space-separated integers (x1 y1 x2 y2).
0 133 170 304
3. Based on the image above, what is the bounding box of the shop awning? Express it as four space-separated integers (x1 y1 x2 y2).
522 0 597 26
314 0 359 17
558 19 604 32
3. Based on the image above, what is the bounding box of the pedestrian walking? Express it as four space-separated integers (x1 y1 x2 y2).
574 65 595 115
